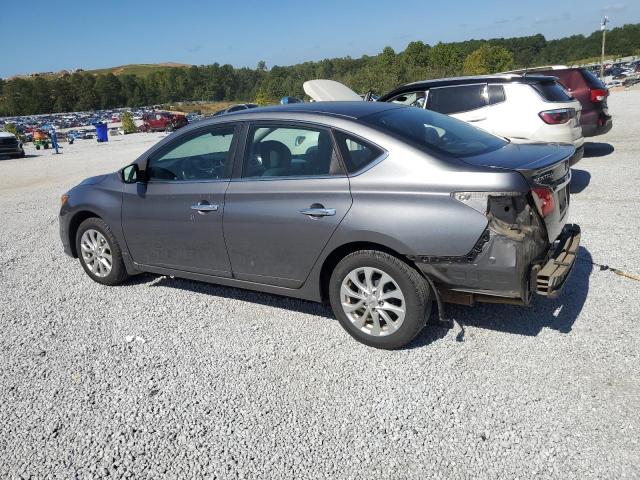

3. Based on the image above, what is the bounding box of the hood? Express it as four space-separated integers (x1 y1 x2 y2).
303 79 362 102
460 142 575 174
0 131 17 139
78 174 108 186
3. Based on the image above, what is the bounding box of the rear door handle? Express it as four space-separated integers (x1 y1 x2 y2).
299 207 336 218
191 201 219 213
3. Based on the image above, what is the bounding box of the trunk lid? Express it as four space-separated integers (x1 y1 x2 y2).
462 142 574 242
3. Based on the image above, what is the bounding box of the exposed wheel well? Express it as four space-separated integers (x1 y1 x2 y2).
68 211 102 257
318 241 415 302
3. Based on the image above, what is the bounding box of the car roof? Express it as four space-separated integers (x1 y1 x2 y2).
216 101 403 120
503 65 574 74
379 74 559 99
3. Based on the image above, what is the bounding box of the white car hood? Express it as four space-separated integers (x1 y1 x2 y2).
303 79 362 102
0 131 17 139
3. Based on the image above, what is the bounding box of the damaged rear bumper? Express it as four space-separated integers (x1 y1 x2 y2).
535 224 580 298
410 199 580 306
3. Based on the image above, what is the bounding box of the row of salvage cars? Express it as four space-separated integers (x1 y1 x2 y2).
59 70 601 349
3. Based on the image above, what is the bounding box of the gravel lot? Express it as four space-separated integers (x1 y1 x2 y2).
1 92 639 479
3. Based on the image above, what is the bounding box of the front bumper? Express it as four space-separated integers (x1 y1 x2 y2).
0 144 23 156
59 204 74 257
535 224 581 298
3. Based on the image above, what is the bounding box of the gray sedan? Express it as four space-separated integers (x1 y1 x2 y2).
59 102 580 349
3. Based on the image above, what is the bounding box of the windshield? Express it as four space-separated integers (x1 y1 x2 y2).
361 107 507 157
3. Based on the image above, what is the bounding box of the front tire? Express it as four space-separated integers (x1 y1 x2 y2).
75 218 129 286
329 250 432 349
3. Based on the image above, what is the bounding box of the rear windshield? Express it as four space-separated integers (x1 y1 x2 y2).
361 107 507 157
581 69 607 89
531 81 572 101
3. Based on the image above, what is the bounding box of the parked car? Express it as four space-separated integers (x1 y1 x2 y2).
141 111 188 132
211 103 259 116
59 102 580 349
506 66 612 137
0 131 25 158
305 76 585 165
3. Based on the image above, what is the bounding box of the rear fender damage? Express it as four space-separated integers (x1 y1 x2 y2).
410 194 550 305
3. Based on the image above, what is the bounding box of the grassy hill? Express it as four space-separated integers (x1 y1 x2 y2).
84 63 192 77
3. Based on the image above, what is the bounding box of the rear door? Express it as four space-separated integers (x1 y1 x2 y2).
223 122 352 288
426 83 490 127
121 124 239 276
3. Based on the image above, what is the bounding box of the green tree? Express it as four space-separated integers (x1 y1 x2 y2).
120 111 137 134
254 88 275 106
430 42 464 77
463 44 514 75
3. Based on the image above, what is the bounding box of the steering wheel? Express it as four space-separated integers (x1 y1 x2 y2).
180 156 223 180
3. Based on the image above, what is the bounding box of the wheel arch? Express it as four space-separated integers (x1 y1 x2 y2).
68 210 103 257
318 241 419 302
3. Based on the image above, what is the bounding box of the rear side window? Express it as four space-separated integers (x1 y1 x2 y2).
362 106 507 157
531 81 572 101
581 69 606 89
333 131 383 173
427 84 487 114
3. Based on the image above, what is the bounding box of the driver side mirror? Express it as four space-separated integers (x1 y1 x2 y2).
121 164 142 183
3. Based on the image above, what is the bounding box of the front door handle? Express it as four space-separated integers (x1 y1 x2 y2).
299 207 336 218
191 201 219 214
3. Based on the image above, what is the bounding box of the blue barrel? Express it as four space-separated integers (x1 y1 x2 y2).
95 123 108 142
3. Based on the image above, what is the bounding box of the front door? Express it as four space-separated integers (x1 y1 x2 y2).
122 124 238 276
223 123 352 288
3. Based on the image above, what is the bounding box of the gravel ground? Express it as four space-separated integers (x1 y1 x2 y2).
1 93 639 479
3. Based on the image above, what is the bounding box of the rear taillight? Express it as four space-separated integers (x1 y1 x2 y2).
590 88 608 103
538 109 573 125
531 187 555 217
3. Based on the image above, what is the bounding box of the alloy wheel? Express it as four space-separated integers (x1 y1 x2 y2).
340 266 406 337
80 229 112 278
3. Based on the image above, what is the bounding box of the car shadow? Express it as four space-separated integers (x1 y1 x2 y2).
570 169 591 193
441 246 593 342
584 142 614 158
126 247 593 349
0 154 39 160
146 275 336 320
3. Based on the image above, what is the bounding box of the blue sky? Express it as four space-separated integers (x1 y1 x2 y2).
1 0 637 78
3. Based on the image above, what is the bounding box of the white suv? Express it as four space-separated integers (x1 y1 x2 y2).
304 76 585 164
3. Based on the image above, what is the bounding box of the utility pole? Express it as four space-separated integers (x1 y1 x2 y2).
600 16 609 79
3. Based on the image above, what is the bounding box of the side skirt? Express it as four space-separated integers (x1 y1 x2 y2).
128 262 323 303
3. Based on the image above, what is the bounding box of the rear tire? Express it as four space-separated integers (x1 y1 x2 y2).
75 218 129 286
329 250 432 349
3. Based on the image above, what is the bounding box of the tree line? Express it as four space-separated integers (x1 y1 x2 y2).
1 23 639 117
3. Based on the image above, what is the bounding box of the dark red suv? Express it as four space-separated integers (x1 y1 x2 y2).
141 112 188 132
510 67 612 137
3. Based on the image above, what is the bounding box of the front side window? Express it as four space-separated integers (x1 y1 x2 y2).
426 84 488 114
242 125 343 178
147 126 236 181
333 131 383 173
388 91 426 108
487 85 506 105
361 106 507 157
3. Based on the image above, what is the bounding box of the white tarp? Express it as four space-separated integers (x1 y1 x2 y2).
303 79 362 102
